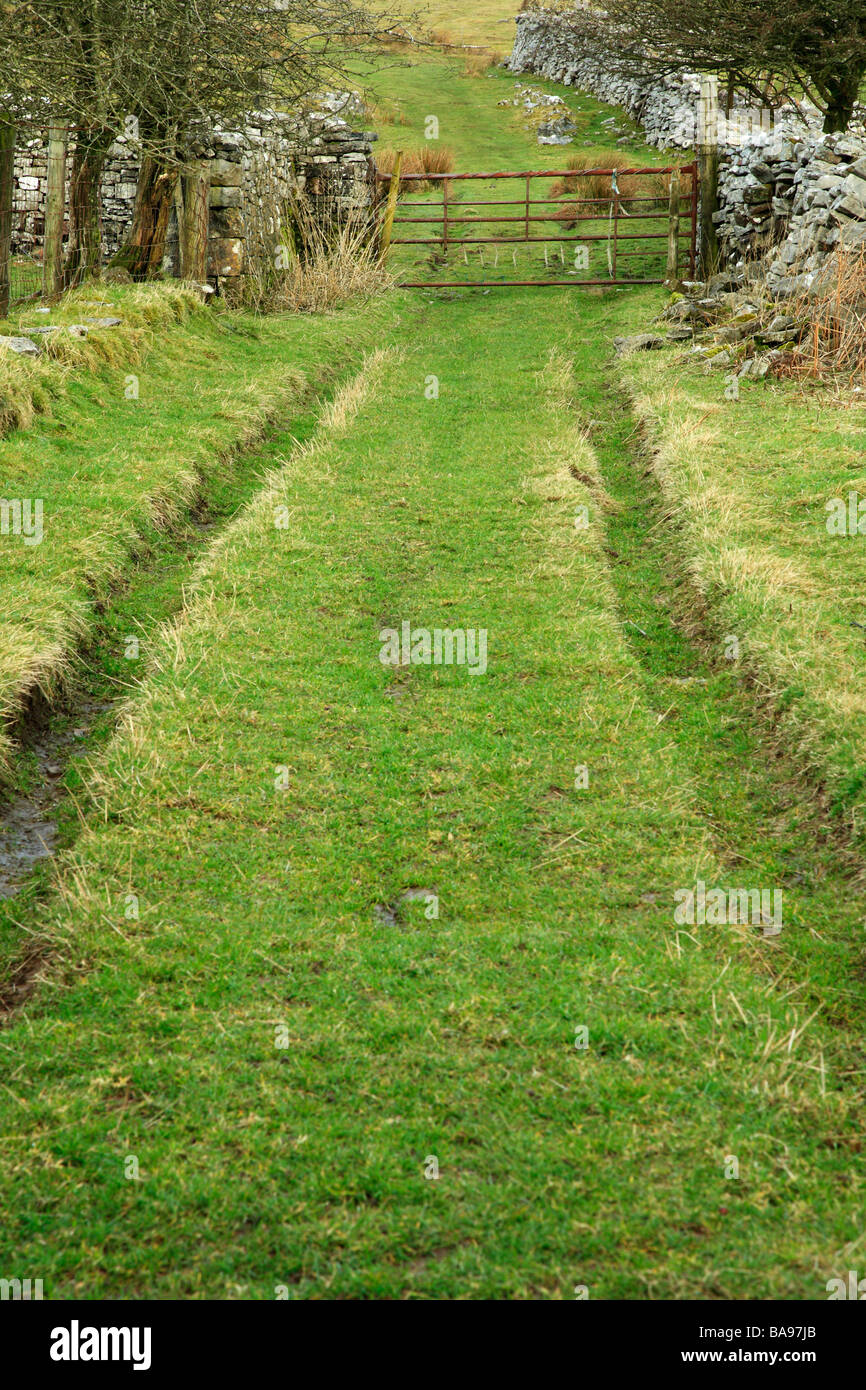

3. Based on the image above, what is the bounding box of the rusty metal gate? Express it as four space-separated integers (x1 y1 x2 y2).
376 163 698 288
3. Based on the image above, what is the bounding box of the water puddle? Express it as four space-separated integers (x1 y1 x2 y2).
0 697 114 899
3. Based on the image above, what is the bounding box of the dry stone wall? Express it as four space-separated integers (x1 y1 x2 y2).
508 8 866 295
11 96 377 288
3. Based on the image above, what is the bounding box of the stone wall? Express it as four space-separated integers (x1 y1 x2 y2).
715 133 866 296
508 8 866 150
10 95 377 288
12 132 140 262
508 8 866 294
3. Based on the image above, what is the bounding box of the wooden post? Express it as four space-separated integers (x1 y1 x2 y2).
179 159 210 282
379 151 402 260
43 121 68 296
698 74 720 279
442 176 449 253
0 116 15 318
665 169 681 286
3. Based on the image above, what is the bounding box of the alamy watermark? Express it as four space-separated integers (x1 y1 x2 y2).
826 493 866 537
0 1276 43 1299
379 621 488 676
826 1271 866 1299
49 1321 151 1370
0 498 43 546
674 879 782 935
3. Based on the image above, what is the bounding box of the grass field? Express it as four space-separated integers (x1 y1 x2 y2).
2 295 865 1299
0 289 404 781
390 0 520 52
1 10 865 1303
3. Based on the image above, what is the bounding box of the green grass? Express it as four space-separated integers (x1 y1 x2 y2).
0 289 405 779
0 293 865 1298
389 0 519 52
619 342 866 843
1 17 865 1304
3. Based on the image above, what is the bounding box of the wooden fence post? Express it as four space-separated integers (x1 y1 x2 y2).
698 74 720 279
379 152 402 261
0 115 15 318
43 121 68 297
665 169 681 286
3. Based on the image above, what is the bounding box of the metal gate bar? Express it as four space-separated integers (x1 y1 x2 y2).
377 162 698 288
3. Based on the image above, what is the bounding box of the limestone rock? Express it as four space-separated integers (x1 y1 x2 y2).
0 335 40 356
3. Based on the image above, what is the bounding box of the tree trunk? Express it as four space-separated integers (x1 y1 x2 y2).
822 63 864 133
179 159 210 282
109 155 177 279
63 134 110 288
0 116 15 319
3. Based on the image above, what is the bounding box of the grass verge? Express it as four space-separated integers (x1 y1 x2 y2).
0 283 202 434
618 337 866 844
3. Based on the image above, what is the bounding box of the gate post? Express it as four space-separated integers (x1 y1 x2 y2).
698 75 720 278
379 151 402 260
665 169 681 286
0 114 15 318
44 121 69 297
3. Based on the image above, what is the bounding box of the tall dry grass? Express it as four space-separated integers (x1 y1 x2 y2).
549 155 671 228
375 145 456 194
462 51 499 76
777 248 866 386
246 197 391 315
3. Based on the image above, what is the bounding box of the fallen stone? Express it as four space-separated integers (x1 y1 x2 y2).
708 270 743 293
739 357 770 379
715 322 753 344
702 349 734 371
613 333 665 354
0 335 41 356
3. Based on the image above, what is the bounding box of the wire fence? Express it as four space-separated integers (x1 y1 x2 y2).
9 254 42 303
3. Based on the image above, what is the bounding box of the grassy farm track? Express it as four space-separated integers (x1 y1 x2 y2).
1 290 864 1298
1 25 864 1302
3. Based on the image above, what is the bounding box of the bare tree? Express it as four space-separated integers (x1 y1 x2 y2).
529 1 866 133
0 0 409 282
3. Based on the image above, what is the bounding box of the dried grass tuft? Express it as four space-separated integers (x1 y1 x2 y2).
775 248 866 387
375 144 456 194
246 197 391 315
550 155 670 228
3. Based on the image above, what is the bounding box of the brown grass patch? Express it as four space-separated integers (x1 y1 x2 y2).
549 155 671 227
376 145 456 194
775 248 866 387
462 51 499 77
247 198 391 315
